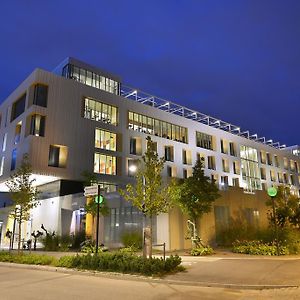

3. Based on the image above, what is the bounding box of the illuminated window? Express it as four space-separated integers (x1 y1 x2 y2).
220 139 228 154
274 155 280 168
222 159 229 173
129 137 142 155
182 149 192 165
84 98 118 125
260 167 266 180
164 146 174 162
128 111 188 144
94 153 116 175
233 161 240 175
270 170 276 182
240 145 261 193
2 133 7 152
95 128 116 151
29 114 45 137
196 131 214 150
14 121 22 144
62 64 120 95
260 150 266 164
167 165 176 177
232 178 239 187
48 145 68 168
266 153 272 166
0 156 4 176
197 153 206 167
283 157 289 170
229 142 236 156
278 172 284 183
208 156 216 170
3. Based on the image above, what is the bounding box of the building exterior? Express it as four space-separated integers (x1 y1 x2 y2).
0 57 299 249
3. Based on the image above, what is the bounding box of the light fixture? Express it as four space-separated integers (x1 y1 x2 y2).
129 164 137 173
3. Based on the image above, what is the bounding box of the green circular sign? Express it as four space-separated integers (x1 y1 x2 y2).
95 195 104 204
267 187 277 197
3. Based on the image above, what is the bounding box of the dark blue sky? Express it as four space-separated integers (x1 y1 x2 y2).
1 0 299 146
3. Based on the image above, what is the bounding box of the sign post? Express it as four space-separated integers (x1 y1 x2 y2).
267 187 279 256
95 185 101 254
84 185 103 254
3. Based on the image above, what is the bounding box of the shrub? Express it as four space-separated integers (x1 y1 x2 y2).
71 231 86 249
232 240 289 255
60 235 73 252
121 230 143 249
41 234 60 251
190 246 214 256
0 252 56 265
58 253 183 276
119 246 138 254
80 240 97 253
0 251 183 276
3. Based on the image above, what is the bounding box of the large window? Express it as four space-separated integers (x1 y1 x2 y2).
94 153 116 175
11 94 26 122
62 64 120 95
84 98 117 126
128 111 188 144
240 145 261 193
196 131 213 150
33 84 48 107
48 145 68 168
95 128 116 151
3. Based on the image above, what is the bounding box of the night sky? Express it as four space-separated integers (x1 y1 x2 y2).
0 1 299 146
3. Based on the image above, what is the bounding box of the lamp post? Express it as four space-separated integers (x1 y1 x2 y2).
128 163 148 258
267 186 280 256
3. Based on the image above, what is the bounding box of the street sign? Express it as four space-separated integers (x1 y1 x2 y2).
95 195 104 204
84 185 98 197
267 186 278 198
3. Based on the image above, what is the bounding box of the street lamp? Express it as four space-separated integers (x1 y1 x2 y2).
128 161 148 257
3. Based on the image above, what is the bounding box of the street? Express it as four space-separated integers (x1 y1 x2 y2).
0 265 299 300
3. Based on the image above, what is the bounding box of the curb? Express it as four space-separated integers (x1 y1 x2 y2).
0 262 298 290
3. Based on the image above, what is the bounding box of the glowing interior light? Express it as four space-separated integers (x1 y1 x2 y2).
129 165 137 173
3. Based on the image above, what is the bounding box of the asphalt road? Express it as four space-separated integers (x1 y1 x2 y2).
0 265 299 300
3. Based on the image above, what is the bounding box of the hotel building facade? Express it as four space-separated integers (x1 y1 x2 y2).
0 57 299 250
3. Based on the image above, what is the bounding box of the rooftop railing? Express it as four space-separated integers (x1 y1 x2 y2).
121 85 286 150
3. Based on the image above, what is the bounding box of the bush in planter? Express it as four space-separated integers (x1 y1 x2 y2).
57 253 183 276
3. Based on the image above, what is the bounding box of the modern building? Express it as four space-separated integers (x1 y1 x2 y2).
0 57 299 249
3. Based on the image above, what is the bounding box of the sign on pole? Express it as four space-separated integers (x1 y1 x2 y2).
84 185 98 197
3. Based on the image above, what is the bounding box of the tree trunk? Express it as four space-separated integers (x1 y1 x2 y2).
149 216 153 258
143 216 152 259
